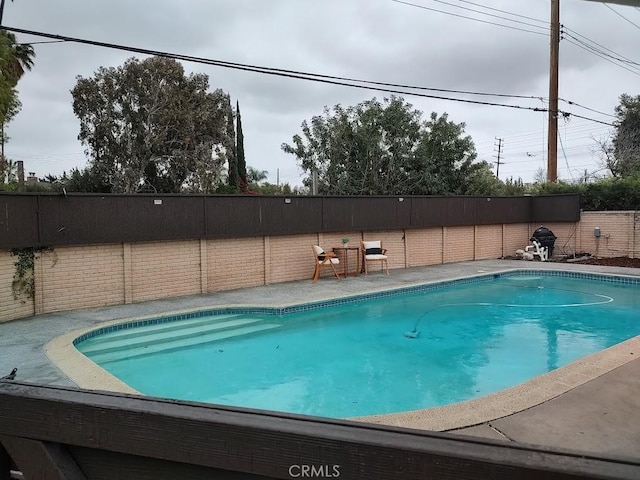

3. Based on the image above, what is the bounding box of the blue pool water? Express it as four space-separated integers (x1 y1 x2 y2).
76 272 640 418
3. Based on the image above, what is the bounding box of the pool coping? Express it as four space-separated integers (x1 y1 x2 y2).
45 266 640 431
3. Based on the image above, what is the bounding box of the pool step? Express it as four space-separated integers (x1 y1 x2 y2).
84 314 247 344
79 317 281 363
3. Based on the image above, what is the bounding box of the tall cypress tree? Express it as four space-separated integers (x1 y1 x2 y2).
226 95 238 189
236 101 247 191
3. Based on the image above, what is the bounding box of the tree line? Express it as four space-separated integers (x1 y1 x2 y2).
1 49 639 209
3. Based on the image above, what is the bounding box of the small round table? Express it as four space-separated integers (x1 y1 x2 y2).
332 245 360 277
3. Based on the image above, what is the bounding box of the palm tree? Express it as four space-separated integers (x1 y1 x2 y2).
247 167 268 184
0 26 34 183
4 157 16 182
0 31 34 85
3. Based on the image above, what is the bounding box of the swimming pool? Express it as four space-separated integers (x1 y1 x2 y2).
75 270 640 418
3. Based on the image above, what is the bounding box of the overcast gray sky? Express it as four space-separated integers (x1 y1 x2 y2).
3 0 639 187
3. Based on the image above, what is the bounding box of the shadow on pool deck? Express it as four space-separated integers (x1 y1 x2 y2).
1 259 639 459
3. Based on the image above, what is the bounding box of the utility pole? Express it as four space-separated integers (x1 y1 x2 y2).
547 0 560 182
494 137 504 179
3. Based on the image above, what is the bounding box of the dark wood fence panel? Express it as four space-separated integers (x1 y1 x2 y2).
68 446 264 480
0 195 39 247
410 197 477 226
322 197 411 231
0 383 637 480
532 195 581 223
476 196 531 225
0 193 582 249
37 195 205 245
410 197 451 227
205 196 323 238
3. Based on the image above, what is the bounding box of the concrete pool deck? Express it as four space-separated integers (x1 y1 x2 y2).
1 259 639 459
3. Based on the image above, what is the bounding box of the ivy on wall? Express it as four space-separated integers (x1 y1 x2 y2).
10 247 56 301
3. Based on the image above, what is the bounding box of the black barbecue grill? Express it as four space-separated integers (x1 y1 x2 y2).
530 226 557 258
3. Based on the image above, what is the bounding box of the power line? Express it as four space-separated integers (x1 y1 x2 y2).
602 3 640 31
562 34 640 77
475 120 608 145
557 98 616 118
3 25 613 127
558 132 574 181
4 25 550 111
562 26 640 66
428 0 549 31
456 0 548 25
559 112 612 127
391 0 549 36
564 37 640 77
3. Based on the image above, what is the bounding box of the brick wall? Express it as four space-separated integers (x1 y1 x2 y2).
0 251 34 322
443 226 475 263
2 211 638 323
131 240 202 303
475 225 504 260
406 228 442 267
578 211 639 259
269 234 318 283
35 244 125 314
208 237 265 292
503 224 530 258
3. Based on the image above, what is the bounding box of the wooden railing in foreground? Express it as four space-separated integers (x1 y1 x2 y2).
1 382 638 479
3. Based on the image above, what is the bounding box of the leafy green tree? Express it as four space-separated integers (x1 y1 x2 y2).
254 182 297 195
410 111 483 195
499 177 527 195
608 94 640 177
282 96 486 195
63 166 112 193
71 56 232 193
463 161 505 195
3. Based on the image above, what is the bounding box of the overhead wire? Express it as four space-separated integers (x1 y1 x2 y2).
602 3 640 32
390 0 549 36
5 25 614 128
561 28 640 74
558 131 574 181
456 0 548 25
0 25 550 112
557 98 616 119
427 0 549 31
562 35 640 78
562 25 639 66
475 123 610 150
